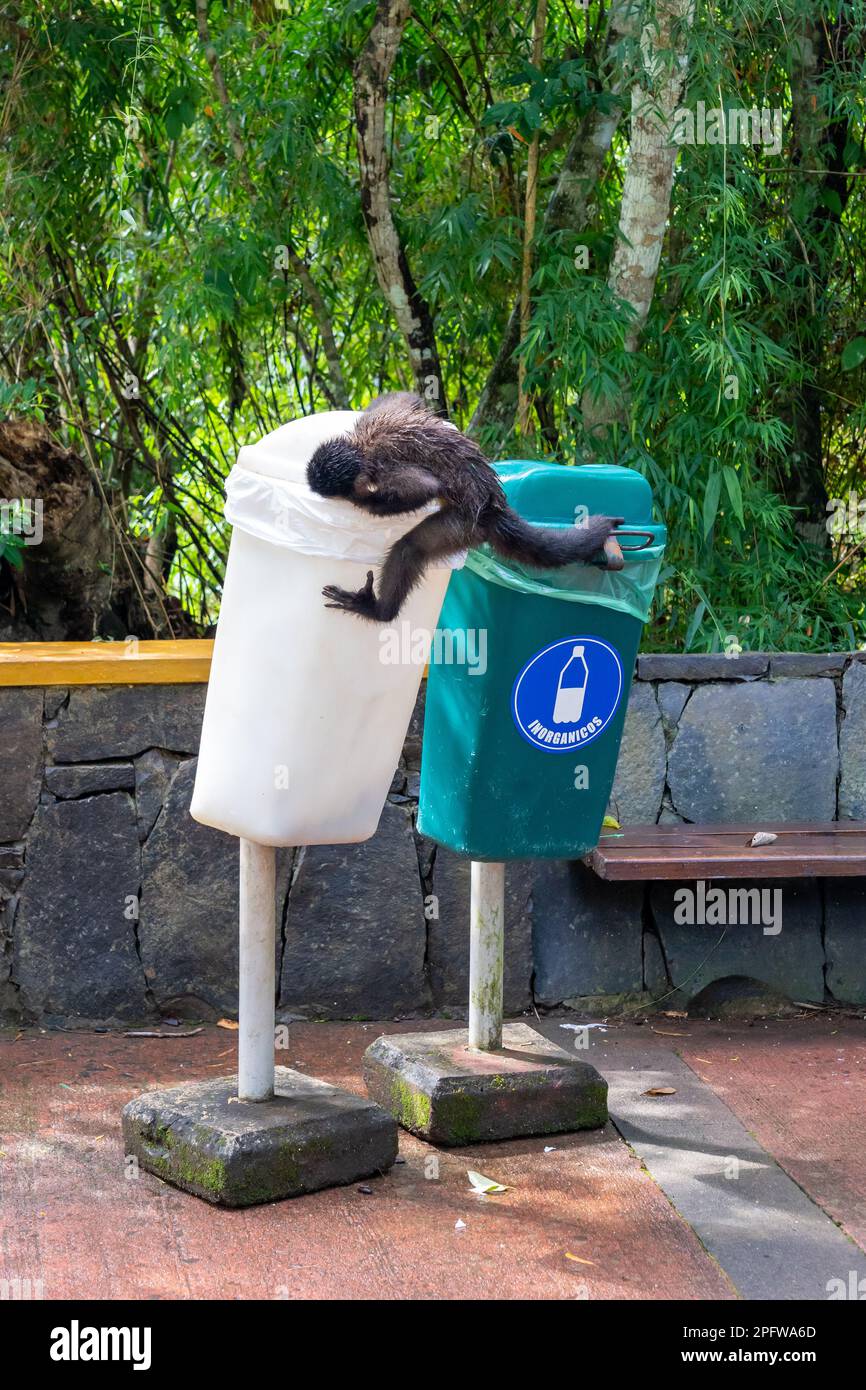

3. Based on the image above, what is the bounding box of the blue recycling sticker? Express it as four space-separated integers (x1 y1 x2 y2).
511 636 624 753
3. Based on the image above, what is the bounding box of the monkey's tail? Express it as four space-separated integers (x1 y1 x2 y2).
487 507 622 569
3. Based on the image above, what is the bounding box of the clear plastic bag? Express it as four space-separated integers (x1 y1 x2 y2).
463 530 665 624
225 465 465 569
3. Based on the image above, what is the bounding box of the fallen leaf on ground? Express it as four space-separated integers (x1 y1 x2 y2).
467 1170 509 1194
565 1253 596 1266
643 1086 676 1096
602 815 621 829
217 1019 239 1031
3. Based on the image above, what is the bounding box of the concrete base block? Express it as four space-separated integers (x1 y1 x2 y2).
363 1023 608 1146
122 1067 398 1207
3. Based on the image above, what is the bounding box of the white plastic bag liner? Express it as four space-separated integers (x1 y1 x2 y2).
191 411 463 847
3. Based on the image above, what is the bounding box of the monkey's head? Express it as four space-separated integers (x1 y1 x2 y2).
307 437 366 499
307 435 425 515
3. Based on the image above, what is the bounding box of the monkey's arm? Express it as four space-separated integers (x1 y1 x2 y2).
360 464 442 514
322 508 466 623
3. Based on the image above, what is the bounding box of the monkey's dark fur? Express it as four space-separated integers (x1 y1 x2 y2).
307 393 622 622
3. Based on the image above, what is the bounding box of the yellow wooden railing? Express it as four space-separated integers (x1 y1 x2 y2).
0 640 214 686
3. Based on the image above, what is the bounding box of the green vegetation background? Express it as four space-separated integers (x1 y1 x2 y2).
1 1 864 651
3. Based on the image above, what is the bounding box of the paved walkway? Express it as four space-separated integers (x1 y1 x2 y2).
1 1015 863 1300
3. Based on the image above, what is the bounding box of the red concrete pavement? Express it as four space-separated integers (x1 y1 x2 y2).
677 1014 866 1252
0 1020 735 1301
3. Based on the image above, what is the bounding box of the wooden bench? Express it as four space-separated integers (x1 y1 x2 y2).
584 822 866 881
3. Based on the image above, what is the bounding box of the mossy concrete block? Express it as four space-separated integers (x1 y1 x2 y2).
122 1067 398 1207
362 1023 608 1146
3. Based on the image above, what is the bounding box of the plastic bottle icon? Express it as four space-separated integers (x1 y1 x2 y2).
552 645 589 724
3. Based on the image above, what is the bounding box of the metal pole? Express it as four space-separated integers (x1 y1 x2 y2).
238 838 276 1101
468 861 505 1051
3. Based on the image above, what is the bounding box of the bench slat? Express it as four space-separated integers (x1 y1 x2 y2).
586 822 866 880
598 822 866 843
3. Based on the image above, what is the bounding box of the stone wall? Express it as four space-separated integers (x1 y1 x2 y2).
2 651 865 1027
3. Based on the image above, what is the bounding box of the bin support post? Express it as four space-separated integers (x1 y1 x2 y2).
365 860 608 1142
468 861 505 1051
238 838 276 1101
122 832 398 1203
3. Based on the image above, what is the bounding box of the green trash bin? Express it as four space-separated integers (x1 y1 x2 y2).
417 460 666 861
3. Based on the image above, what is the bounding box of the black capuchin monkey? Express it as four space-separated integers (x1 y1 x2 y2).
306 393 623 623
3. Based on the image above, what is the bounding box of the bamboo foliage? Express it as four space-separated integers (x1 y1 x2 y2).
0 1 864 652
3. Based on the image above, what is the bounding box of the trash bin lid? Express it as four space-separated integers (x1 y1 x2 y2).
462 459 666 624
495 459 655 525
224 411 466 569
235 410 362 484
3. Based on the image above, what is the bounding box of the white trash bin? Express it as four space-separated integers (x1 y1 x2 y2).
191 411 463 847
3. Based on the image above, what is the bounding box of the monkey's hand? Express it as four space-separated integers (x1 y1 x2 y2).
322 569 379 620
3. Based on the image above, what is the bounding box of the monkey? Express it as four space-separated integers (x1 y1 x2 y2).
306 393 623 623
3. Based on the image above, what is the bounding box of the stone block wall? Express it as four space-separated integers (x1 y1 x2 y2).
2 651 866 1027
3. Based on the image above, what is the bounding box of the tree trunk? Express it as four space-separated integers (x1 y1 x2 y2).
583 0 694 438
516 0 549 436
354 0 447 411
471 0 637 440
782 14 855 531
196 0 349 409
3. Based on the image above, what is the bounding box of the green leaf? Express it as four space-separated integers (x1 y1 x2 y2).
685 599 706 651
841 336 866 372
703 471 722 538
722 465 744 525
821 188 842 217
